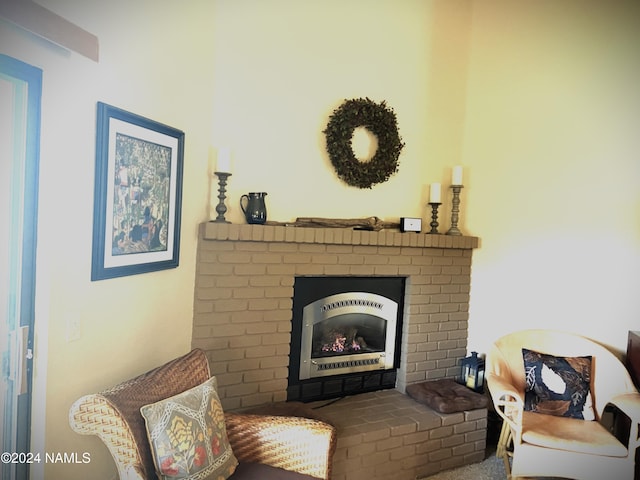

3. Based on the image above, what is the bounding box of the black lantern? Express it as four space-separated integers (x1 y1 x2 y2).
461 351 485 392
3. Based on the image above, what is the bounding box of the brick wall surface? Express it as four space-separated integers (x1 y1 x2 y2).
193 223 483 478
193 223 478 410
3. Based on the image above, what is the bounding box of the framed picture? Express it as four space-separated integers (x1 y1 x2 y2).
91 102 184 281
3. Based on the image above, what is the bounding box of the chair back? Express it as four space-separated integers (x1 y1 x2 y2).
70 349 211 480
487 329 636 419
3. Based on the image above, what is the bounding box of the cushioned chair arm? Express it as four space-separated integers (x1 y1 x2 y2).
486 373 524 410
609 392 640 420
224 412 336 480
69 394 145 480
487 374 523 430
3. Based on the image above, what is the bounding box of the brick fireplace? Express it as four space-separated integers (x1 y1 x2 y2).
193 222 479 410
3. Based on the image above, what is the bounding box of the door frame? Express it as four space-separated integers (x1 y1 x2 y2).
0 53 42 480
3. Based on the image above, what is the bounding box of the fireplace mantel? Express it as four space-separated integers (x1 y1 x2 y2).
194 222 479 411
202 222 479 249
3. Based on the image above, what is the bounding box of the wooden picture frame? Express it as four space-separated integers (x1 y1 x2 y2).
91 102 184 281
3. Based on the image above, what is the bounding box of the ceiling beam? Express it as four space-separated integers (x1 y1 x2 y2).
0 0 99 62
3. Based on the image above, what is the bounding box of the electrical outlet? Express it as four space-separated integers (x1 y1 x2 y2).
65 313 81 342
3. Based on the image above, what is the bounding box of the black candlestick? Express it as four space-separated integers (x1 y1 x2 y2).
428 202 442 234
212 172 231 223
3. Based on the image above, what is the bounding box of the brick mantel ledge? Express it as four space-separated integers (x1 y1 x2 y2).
201 222 479 249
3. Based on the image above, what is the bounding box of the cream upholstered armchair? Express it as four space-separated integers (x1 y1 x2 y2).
486 329 640 480
69 349 336 480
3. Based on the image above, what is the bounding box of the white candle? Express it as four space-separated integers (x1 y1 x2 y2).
452 165 463 185
208 146 216 174
429 183 441 203
216 147 232 173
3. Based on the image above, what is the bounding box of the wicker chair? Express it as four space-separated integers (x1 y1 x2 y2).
487 329 640 480
69 349 336 480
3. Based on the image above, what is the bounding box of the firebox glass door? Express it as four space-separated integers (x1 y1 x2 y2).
312 314 386 357
299 292 398 380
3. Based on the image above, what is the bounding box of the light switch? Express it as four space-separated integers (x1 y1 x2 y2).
65 313 81 342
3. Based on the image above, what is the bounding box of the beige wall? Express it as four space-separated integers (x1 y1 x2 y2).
462 0 640 355
0 0 638 478
211 0 640 354
209 0 472 223
2 1 216 478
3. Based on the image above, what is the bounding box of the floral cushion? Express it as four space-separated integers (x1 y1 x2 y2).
522 348 595 420
140 376 238 479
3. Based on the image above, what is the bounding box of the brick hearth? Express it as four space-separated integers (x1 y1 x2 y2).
309 390 487 480
193 222 478 408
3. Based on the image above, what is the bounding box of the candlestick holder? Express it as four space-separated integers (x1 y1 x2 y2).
211 172 231 223
446 185 463 236
428 202 442 234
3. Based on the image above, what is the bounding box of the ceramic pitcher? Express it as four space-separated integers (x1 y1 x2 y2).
240 192 267 224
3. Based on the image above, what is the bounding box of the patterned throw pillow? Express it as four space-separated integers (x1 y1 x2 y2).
522 348 595 420
140 377 238 480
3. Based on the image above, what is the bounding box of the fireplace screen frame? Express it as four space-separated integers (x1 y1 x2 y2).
299 292 398 380
288 276 405 402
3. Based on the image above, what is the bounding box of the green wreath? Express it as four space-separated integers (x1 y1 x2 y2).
323 97 404 189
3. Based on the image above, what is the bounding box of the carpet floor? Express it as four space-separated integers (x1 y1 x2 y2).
419 448 507 480
419 449 568 480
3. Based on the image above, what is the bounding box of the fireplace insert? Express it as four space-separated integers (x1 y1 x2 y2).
288 276 405 402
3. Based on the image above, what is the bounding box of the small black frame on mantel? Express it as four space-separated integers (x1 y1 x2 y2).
91 102 184 281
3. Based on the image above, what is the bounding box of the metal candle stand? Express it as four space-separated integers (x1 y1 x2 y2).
427 203 441 234
446 185 463 236
212 172 231 223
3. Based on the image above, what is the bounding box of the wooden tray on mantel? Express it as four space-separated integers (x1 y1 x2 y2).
265 216 400 231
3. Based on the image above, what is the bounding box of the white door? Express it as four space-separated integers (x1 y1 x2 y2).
0 54 41 480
